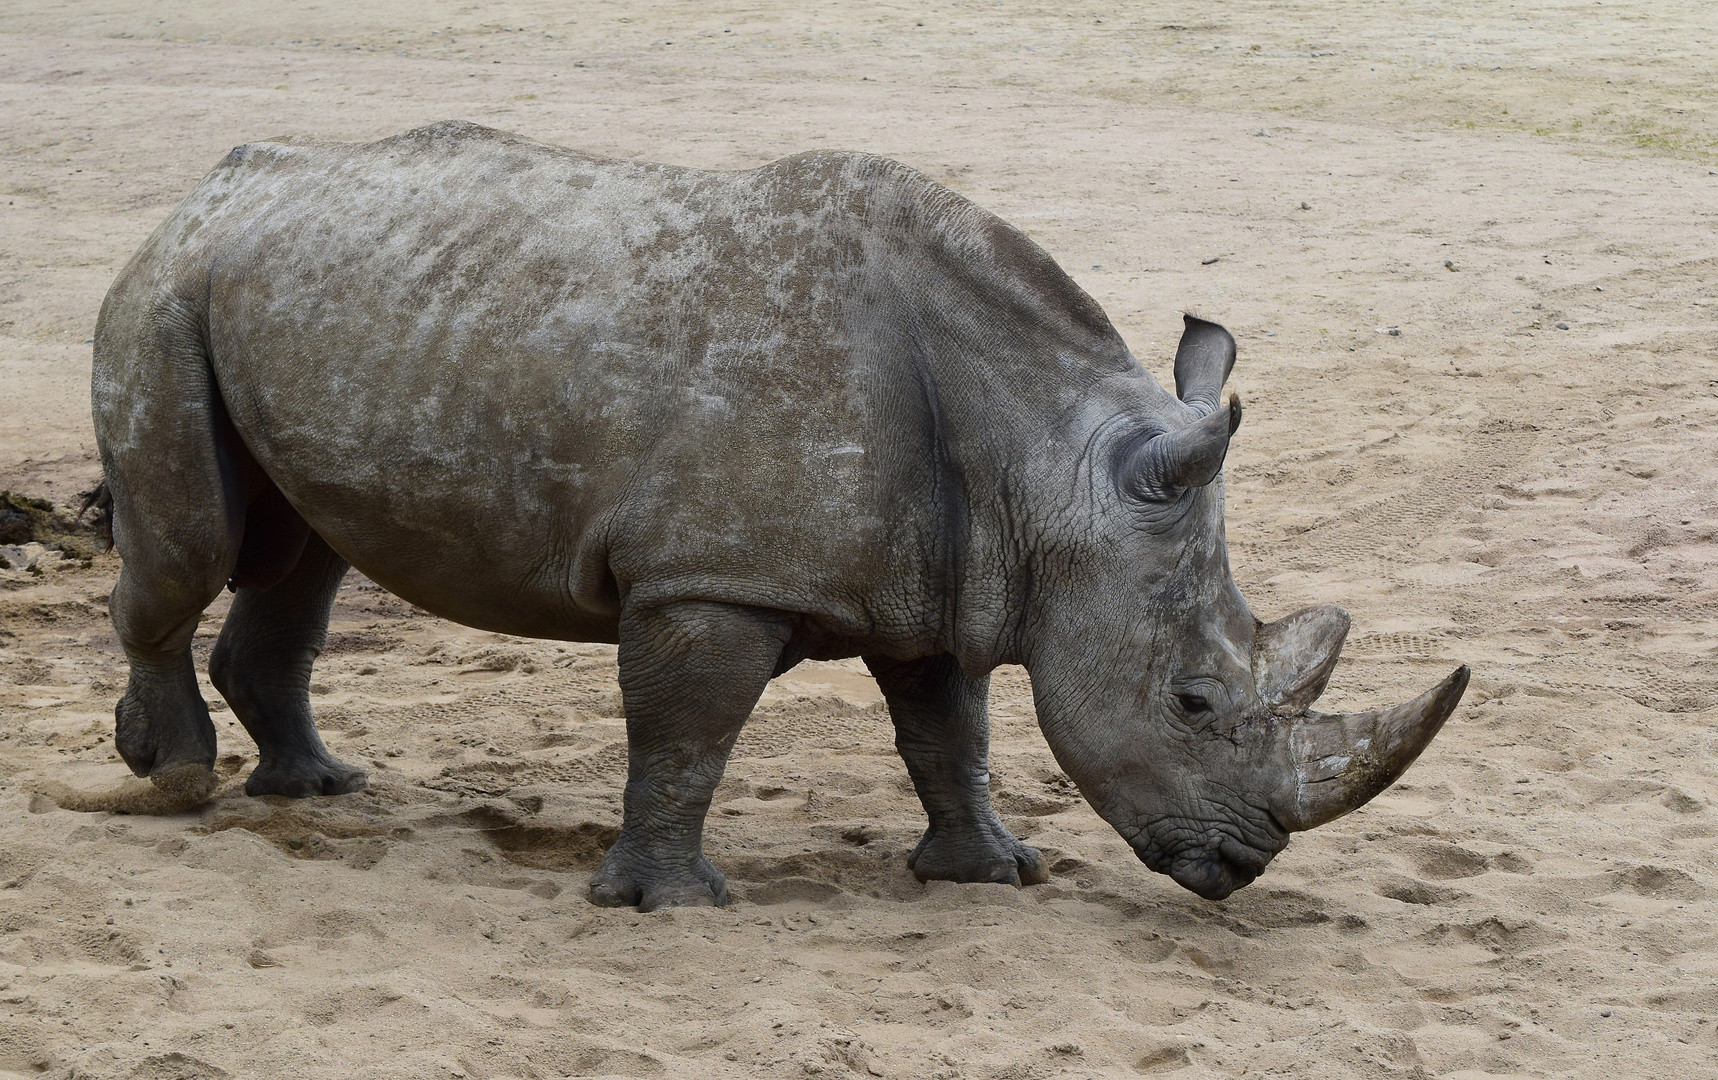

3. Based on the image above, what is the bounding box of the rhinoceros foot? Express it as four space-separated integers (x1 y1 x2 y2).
244 753 368 799
589 846 728 912
114 657 219 801
908 823 1049 887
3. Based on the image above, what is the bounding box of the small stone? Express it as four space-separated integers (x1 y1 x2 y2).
1556 322 1570 330
1444 259 1457 271
1201 256 1220 265
1388 328 1401 336
1601 1009 1612 1017
1299 201 1311 209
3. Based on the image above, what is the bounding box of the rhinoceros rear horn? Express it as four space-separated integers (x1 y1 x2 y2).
1253 605 1351 715
1275 665 1471 831
1119 393 1242 502
1174 314 1238 416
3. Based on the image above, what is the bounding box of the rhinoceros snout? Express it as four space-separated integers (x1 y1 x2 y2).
1160 850 1261 901
1128 819 1284 901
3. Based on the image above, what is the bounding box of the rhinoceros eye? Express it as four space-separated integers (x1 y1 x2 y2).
1175 692 1213 716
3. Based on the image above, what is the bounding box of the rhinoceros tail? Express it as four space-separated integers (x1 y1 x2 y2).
79 480 114 551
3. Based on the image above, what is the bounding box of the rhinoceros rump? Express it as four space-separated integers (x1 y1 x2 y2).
91 122 1467 908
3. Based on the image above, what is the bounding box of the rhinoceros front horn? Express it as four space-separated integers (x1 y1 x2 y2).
1274 665 1471 831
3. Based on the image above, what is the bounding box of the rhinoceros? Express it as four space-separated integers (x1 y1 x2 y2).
91 120 1466 909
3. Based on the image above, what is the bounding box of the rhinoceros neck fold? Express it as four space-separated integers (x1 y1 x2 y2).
785 157 1186 668
878 315 1179 671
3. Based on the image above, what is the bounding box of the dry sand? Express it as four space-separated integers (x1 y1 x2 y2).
3 2 1718 1077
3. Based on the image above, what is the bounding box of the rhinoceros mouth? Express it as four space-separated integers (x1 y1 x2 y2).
1155 845 1266 901
1125 812 1287 901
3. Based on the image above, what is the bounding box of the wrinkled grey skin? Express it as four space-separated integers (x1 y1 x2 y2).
92 121 1467 909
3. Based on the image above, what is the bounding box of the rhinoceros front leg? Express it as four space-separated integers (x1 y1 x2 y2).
865 654 1048 886
208 533 367 798
589 601 793 911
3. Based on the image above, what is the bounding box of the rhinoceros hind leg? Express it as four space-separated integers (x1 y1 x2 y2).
866 654 1049 887
209 532 367 798
102 372 239 792
589 601 792 912
112 649 220 796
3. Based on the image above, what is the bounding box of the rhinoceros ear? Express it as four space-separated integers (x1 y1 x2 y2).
1174 315 1237 417
1119 393 1242 502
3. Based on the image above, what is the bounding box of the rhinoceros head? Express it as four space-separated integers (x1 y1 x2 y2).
1026 315 1468 901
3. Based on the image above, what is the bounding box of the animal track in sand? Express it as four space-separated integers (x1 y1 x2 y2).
1376 875 1469 906
1230 888 1334 931
1610 863 1704 902
126 1053 230 1080
1407 841 1493 880
724 847 923 903
203 798 400 868
735 876 847 905
477 820 620 873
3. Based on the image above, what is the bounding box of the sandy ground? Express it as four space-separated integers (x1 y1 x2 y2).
3 2 1718 1077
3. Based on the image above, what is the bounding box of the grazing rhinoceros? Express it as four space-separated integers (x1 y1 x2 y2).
92 120 1466 909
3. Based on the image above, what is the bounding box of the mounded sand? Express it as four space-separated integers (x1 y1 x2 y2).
2 3 1716 1077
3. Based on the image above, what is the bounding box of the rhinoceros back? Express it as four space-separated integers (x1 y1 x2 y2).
100 122 1014 648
